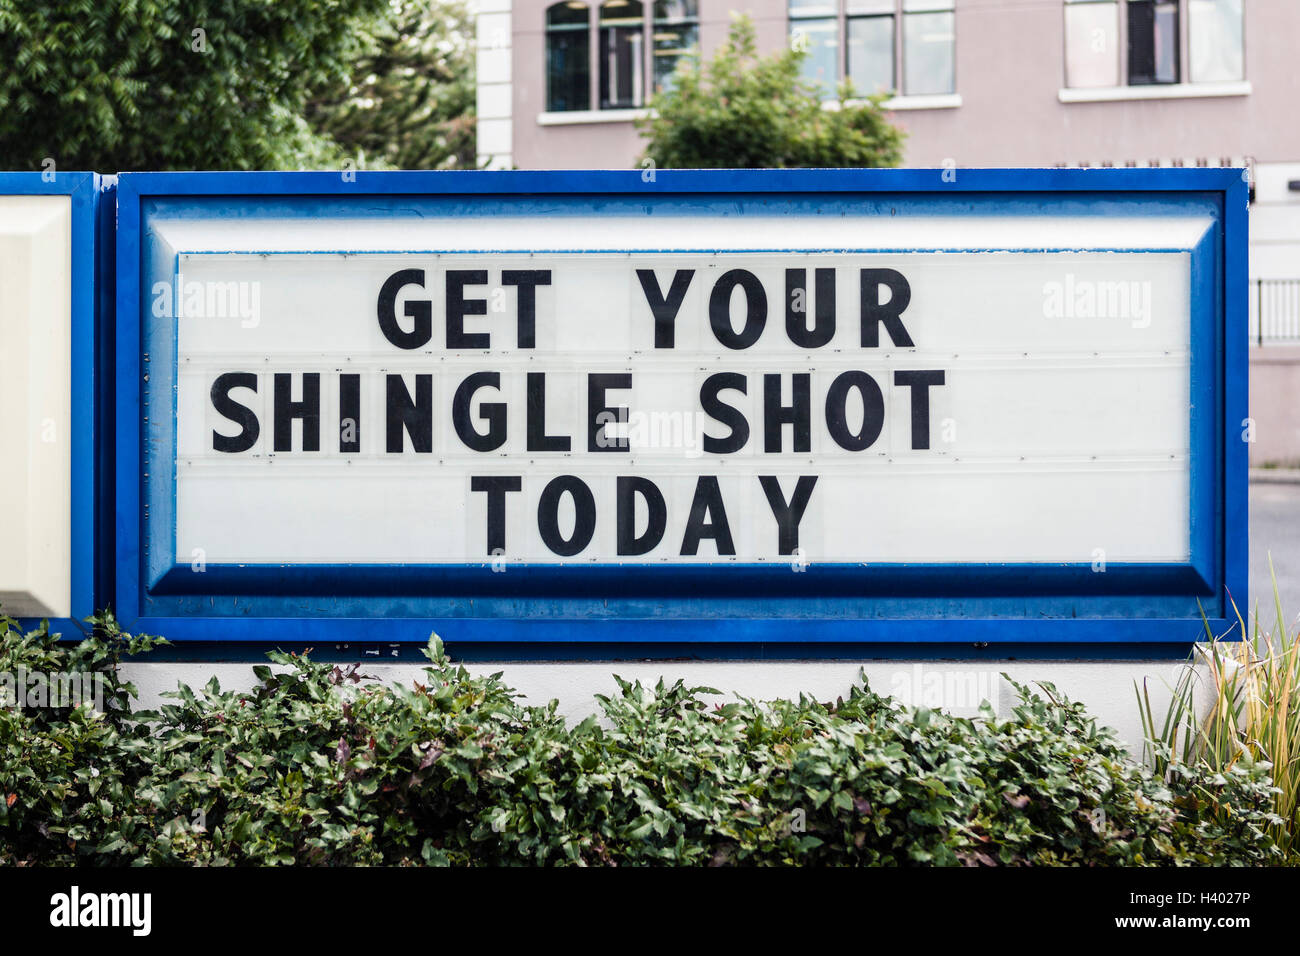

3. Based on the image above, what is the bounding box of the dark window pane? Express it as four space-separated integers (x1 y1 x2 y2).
600 0 645 108
549 0 589 27
848 15 895 95
547 2 591 111
1128 0 1179 85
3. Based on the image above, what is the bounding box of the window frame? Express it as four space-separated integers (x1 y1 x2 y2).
545 1 594 113
599 0 648 110
651 0 702 94
846 11 896 98
1062 0 1245 91
900 2 957 97
545 0 699 115
789 7 841 96
788 0 957 101
1186 0 1245 84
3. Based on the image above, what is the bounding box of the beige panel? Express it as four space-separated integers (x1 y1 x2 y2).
0 195 72 618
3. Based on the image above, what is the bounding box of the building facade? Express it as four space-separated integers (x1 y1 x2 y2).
478 0 1298 172
477 0 1300 462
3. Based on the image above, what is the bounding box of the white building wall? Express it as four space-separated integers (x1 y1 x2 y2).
1251 162 1300 280
475 0 514 170
122 658 1198 756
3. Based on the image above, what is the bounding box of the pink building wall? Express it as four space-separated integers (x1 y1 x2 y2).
481 0 1300 463
501 0 1300 171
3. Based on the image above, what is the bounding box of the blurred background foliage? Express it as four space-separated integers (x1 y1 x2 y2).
0 0 477 171
306 0 476 171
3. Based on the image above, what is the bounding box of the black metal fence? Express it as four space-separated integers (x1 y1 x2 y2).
1254 279 1300 345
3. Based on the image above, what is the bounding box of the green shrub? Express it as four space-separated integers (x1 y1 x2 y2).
637 15 905 171
0 612 164 863
0 0 388 171
1138 566 1300 858
0 613 1284 866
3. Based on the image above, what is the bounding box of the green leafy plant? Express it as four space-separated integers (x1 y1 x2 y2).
0 612 166 863
0 0 389 171
305 0 476 171
0 612 1283 866
638 14 905 170
1138 558 1300 858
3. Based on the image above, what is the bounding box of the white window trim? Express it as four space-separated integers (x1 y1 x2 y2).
826 93 961 110
537 108 649 126
537 90 961 127
879 92 962 110
832 93 961 110
1058 80 1251 103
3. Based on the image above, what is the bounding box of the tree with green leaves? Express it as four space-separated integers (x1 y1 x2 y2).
638 14 904 170
305 0 476 171
0 0 388 171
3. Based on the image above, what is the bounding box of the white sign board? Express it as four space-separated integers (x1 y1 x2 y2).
0 195 72 617
169 241 1192 568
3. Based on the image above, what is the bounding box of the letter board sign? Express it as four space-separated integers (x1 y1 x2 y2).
114 169 1247 650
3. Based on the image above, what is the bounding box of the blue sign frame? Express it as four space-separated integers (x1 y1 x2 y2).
0 172 104 638
113 168 1248 653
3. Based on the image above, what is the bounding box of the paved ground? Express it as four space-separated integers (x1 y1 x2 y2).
1249 475 1300 632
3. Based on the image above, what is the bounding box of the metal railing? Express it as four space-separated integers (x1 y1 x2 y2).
1254 279 1300 345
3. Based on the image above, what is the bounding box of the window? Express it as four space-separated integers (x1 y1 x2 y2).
790 0 955 100
1064 1 1119 88
1063 0 1244 89
544 0 697 114
1127 0 1178 85
546 2 591 112
653 0 700 93
790 1 839 95
600 0 645 109
1188 0 1243 82
902 1 956 96
847 0 895 96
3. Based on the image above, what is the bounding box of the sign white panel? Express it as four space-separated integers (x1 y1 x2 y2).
0 196 72 616
171 249 1191 566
